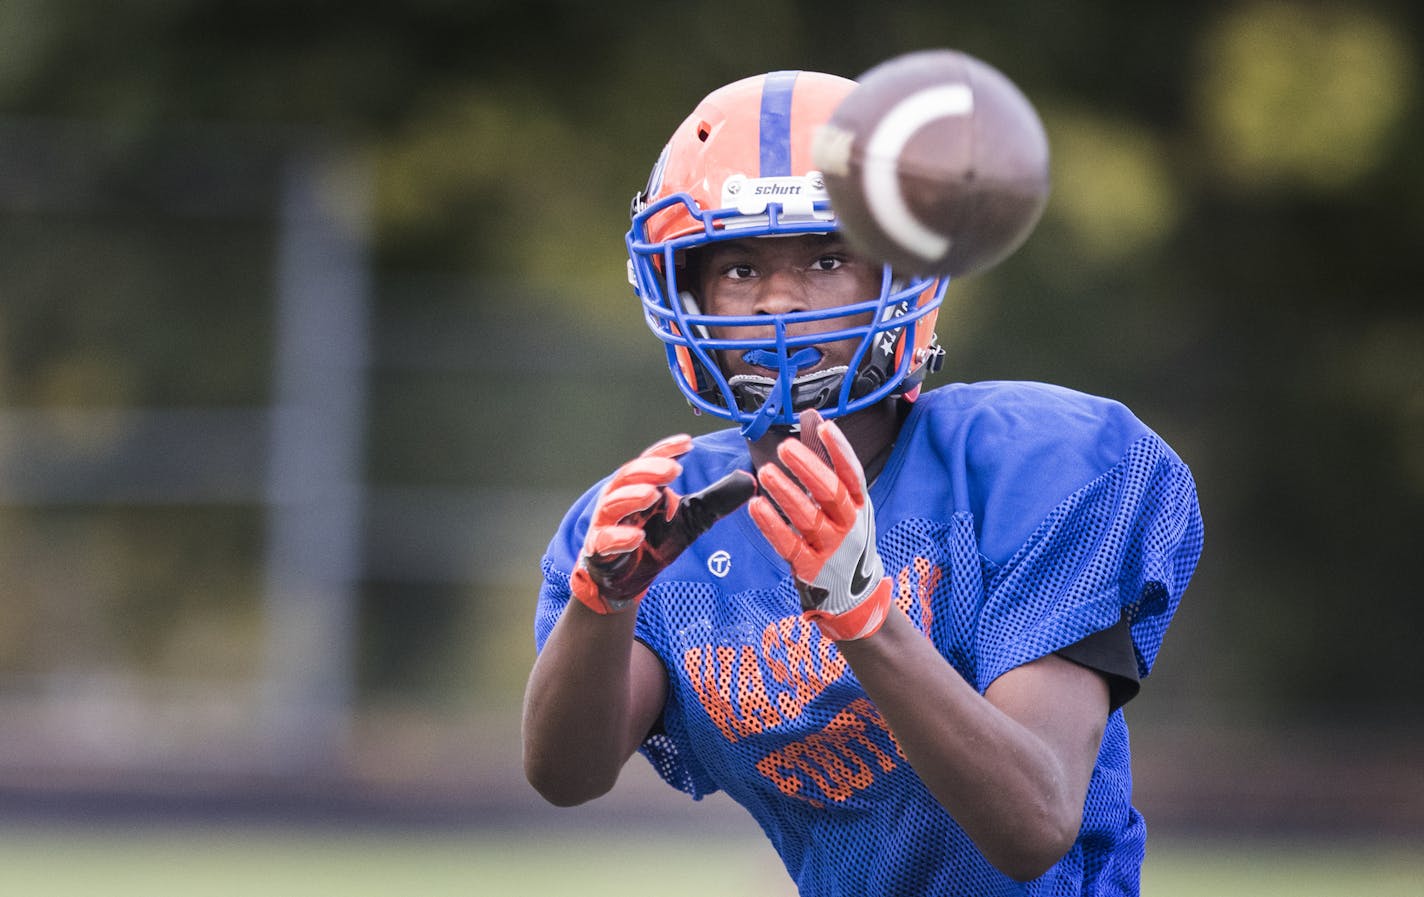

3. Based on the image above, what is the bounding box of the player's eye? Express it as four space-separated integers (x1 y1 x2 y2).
723 262 757 280
810 254 845 271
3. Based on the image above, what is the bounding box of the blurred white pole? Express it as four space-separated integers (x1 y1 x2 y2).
261 145 371 770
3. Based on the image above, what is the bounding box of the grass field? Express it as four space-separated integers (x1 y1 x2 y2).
0 826 1420 896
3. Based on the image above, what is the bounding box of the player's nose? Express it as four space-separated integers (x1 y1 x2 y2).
751 267 811 316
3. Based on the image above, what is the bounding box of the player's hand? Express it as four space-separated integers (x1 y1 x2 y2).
749 409 893 641
571 434 757 615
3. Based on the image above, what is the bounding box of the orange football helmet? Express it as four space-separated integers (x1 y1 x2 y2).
626 70 946 439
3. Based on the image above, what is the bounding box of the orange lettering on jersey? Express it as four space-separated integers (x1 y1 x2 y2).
762 615 848 721
755 696 905 807
894 557 944 638
781 740 848 802
894 566 914 615
846 696 906 760
682 645 743 741
683 643 783 742
735 644 782 735
754 753 820 808
827 700 898 773
913 557 942 637
760 623 792 691
805 731 875 800
682 557 941 748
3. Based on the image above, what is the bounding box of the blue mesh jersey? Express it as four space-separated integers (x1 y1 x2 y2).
535 381 1204 896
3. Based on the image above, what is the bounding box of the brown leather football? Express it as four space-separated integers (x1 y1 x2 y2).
813 49 1051 278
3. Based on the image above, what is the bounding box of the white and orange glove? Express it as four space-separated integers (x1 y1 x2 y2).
749 409 893 641
571 434 757 615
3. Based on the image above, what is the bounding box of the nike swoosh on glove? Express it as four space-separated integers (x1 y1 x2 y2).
571 434 757 615
748 409 893 641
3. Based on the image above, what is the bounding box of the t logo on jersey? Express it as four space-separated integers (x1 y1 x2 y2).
707 549 732 578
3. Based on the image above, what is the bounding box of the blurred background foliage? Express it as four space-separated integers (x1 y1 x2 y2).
0 0 1421 818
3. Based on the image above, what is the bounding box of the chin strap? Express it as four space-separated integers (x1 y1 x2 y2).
740 391 782 441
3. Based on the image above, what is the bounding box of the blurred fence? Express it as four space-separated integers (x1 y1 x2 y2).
0 118 683 802
0 119 371 778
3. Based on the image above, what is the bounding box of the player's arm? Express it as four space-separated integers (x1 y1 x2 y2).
836 611 1108 882
523 435 756 807
750 410 1107 881
523 603 668 806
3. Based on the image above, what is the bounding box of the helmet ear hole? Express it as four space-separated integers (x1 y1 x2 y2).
675 290 721 402
674 345 721 403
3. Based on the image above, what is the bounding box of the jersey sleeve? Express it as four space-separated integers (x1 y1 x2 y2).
974 432 1204 691
534 430 750 655
533 479 600 654
533 453 729 801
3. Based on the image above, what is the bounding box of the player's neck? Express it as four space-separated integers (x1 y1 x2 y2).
746 399 906 482
845 398 908 484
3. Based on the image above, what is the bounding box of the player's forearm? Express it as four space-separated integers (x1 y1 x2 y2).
521 600 647 806
835 609 1083 881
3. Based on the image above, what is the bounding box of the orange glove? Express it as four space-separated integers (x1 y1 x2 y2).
571 434 757 614
749 410 893 641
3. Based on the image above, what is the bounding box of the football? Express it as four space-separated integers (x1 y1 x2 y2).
812 49 1051 278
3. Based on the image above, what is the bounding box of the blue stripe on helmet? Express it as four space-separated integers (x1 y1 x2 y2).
759 71 799 177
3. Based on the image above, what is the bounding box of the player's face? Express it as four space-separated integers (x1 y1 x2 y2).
693 234 881 381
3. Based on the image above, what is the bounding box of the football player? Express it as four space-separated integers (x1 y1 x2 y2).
523 69 1204 896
